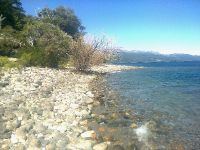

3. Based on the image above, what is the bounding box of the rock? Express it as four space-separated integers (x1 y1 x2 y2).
80 110 90 116
56 140 68 148
11 133 18 144
1 139 11 149
81 130 96 139
15 110 31 120
21 121 34 131
130 123 137 128
70 103 79 109
85 98 94 104
27 135 41 148
93 142 109 150
80 120 88 126
33 123 47 133
102 135 113 142
15 127 27 143
56 123 68 133
86 91 94 98
98 127 106 133
4 112 16 120
6 121 15 131
12 119 21 129
13 143 26 150
74 139 94 149
45 143 56 150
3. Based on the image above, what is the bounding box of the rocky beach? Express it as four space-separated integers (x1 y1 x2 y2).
0 65 139 150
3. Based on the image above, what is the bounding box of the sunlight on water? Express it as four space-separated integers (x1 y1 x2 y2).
107 61 200 149
135 123 149 142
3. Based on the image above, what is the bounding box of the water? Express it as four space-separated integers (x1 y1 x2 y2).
107 61 200 149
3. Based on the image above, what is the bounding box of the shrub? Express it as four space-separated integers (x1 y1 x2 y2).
0 56 21 69
0 26 23 57
20 21 73 67
72 35 115 71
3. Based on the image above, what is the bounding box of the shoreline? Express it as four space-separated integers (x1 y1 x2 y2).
0 64 140 149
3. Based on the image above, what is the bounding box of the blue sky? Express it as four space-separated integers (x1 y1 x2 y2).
21 0 200 55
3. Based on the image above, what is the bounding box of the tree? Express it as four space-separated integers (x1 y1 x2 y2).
21 21 73 67
0 0 25 30
38 6 85 37
0 14 5 29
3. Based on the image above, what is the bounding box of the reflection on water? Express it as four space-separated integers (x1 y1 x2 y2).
107 62 200 149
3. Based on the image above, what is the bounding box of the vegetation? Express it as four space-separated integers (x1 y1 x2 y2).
72 36 114 70
0 0 25 30
38 6 85 38
0 0 114 71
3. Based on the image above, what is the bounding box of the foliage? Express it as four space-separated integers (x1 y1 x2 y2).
38 6 85 37
0 2 115 70
0 0 25 30
72 36 114 71
0 26 23 56
0 56 21 69
19 21 73 67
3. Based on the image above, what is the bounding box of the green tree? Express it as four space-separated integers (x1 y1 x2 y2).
38 6 85 37
0 0 25 30
20 21 73 67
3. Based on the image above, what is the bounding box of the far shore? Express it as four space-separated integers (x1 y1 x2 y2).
0 64 141 149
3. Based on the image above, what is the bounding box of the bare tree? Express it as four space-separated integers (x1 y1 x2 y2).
72 35 117 71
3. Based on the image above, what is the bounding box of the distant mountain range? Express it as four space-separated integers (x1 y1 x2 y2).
114 50 200 63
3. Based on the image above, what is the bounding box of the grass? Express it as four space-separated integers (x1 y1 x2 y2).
0 56 22 70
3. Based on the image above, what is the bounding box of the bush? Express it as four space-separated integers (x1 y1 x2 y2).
20 21 73 67
0 26 23 57
0 56 21 69
72 35 115 71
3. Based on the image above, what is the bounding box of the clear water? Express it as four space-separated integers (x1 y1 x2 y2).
107 61 200 149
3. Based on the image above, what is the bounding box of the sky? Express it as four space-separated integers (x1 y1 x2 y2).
21 0 200 55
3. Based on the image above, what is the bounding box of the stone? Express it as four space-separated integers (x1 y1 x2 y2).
12 119 21 129
70 103 79 109
56 140 68 148
15 110 31 120
130 123 137 128
27 135 41 147
11 133 18 144
74 139 94 150
80 110 89 116
79 120 88 126
13 143 26 150
81 130 96 139
4 112 16 120
1 139 11 149
15 127 27 143
85 98 94 104
21 121 34 131
56 123 68 133
33 123 47 133
45 143 56 150
86 91 94 98
93 142 108 150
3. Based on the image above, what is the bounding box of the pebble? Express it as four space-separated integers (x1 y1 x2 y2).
0 66 132 148
93 142 109 150
81 130 96 139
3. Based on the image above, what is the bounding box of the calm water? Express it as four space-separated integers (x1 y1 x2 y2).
107 61 200 149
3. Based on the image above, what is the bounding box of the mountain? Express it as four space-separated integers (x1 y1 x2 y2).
114 50 200 63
